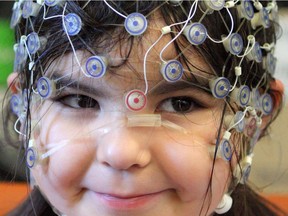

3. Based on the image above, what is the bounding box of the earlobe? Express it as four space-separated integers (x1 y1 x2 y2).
7 72 19 94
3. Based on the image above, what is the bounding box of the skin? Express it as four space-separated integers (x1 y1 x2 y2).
11 16 231 216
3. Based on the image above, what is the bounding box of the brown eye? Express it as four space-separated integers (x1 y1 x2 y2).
60 95 99 109
157 97 197 113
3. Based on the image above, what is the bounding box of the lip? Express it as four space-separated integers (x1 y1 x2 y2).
92 191 164 210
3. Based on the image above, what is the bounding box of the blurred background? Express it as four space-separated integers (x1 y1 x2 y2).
0 0 287 210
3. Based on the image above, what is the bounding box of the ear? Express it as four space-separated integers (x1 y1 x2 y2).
7 72 19 94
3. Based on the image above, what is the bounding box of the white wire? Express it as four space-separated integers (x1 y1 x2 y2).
237 38 256 66
229 74 239 92
227 107 249 131
143 33 164 95
159 0 198 62
207 7 234 44
103 0 127 19
61 3 90 78
14 116 26 137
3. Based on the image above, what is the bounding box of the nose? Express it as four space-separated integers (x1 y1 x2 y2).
97 128 152 170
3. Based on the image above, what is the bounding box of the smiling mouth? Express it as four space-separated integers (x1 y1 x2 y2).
92 191 165 210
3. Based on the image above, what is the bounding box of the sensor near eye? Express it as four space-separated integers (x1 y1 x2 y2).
125 89 147 112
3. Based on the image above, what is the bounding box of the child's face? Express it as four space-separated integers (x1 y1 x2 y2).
31 17 231 216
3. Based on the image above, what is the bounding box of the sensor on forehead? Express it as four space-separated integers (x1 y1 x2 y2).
85 56 108 78
160 60 184 82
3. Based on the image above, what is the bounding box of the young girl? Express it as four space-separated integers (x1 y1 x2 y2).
2 0 286 215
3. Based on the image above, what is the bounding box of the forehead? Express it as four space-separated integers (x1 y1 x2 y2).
46 15 212 88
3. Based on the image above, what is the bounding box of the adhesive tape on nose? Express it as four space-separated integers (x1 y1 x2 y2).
160 60 183 82
209 77 231 99
37 77 56 99
64 13 82 36
85 56 108 78
236 0 254 20
183 22 207 45
124 12 148 36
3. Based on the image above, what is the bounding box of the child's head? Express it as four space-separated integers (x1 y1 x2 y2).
6 0 284 215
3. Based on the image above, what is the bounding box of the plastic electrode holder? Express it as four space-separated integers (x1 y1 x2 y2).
44 0 63 7
27 32 41 55
26 146 38 169
14 42 28 68
85 56 107 78
124 12 148 36
260 93 273 115
222 33 244 55
232 111 245 132
246 42 263 63
22 0 41 19
237 0 254 20
219 139 232 162
249 88 261 110
127 114 162 127
64 13 82 36
203 0 225 11
215 194 233 214
183 22 207 45
231 85 250 107
263 53 276 75
209 77 231 99
10 94 23 116
160 60 183 82
10 2 22 28
251 8 270 29
125 89 147 112
37 77 56 99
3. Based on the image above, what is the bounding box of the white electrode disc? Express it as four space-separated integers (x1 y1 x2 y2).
124 13 148 36
205 0 225 11
37 77 54 99
252 42 263 63
22 0 33 19
10 2 22 28
125 89 147 111
85 56 107 78
260 93 273 115
26 147 37 168
228 33 243 55
45 0 60 7
250 88 261 110
238 85 250 106
261 8 270 28
210 77 231 99
160 60 183 82
184 23 207 45
238 0 254 20
64 13 82 36
15 43 28 65
10 94 22 116
265 53 276 75
27 32 41 55
219 139 232 161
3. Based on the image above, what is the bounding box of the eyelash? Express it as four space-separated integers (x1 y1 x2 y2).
54 94 202 114
157 96 201 114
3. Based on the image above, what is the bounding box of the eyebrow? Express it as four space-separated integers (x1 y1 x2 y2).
52 73 107 97
149 80 211 96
